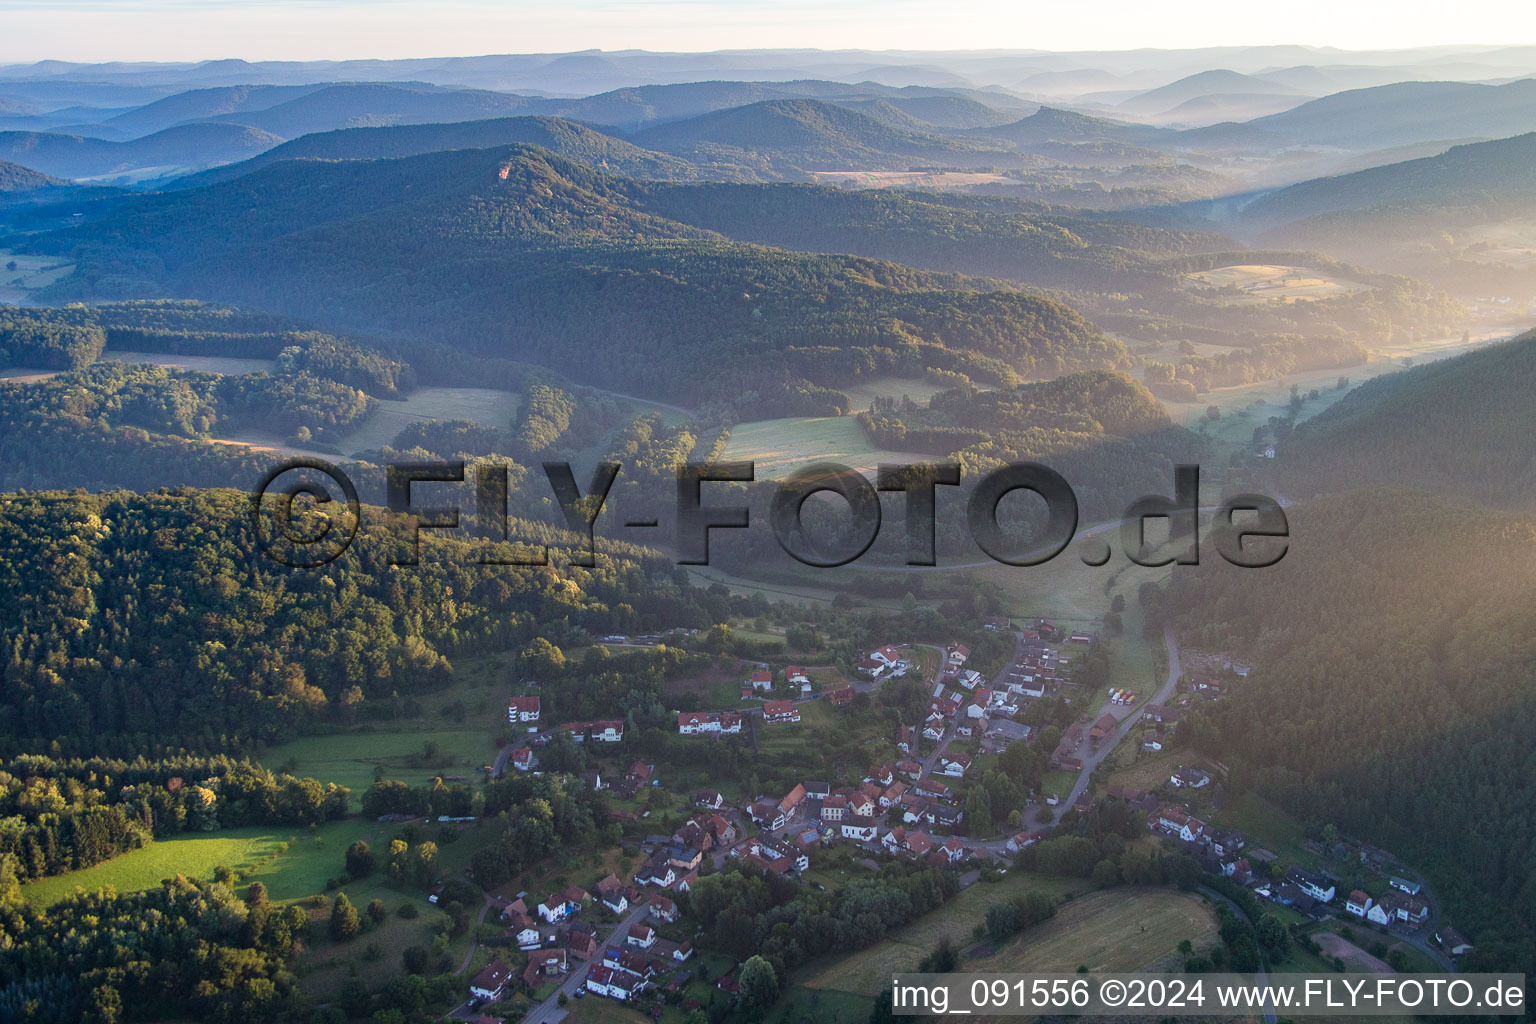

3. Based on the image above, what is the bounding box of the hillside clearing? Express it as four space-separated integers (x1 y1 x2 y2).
720 415 932 480
333 385 523 454
1185 263 1363 304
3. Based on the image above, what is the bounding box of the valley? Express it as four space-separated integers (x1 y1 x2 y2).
0 32 1531 1024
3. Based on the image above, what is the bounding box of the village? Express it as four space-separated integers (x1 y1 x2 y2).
446 618 1469 1022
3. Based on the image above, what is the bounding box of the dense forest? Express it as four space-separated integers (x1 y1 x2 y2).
0 874 312 1022
0 754 347 883
1276 328 1536 509
1170 489 1536 975
0 488 700 748
855 371 1208 527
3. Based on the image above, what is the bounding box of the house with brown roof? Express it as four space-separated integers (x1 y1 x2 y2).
763 700 800 724
597 874 628 913
564 921 598 960
828 686 854 706
522 949 568 989
1089 711 1121 744
648 893 678 923
469 959 513 1001
507 695 541 725
627 923 657 949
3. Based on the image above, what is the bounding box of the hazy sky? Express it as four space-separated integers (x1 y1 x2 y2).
1 0 1534 63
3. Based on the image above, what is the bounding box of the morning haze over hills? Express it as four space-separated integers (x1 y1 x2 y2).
4 32 1536 1024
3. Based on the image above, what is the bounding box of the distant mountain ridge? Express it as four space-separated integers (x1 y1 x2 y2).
629 97 1018 171
0 121 281 180
168 115 706 189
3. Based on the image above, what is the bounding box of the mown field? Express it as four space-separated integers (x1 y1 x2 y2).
20 826 293 908
330 385 524 454
1185 264 1363 304
259 728 498 794
104 350 277 375
837 374 954 412
720 415 931 480
802 873 1081 998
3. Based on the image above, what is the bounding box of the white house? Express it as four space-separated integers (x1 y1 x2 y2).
626 923 657 949
507 696 541 725
841 815 879 842
1345 890 1373 917
1288 868 1337 903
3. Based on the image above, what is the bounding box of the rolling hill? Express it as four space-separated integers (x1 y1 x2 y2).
92 83 331 137
17 144 1126 408
970 105 1173 147
1242 132 1536 226
630 98 1015 171
202 82 543 138
0 159 68 194
1113 68 1309 118
0 122 282 180
167 115 704 189
1177 78 1536 153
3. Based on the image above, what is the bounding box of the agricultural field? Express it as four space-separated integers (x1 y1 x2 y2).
104 350 277 375
0 250 73 305
1185 264 1365 304
812 170 1015 189
331 385 523 455
1461 219 1536 269
719 415 931 480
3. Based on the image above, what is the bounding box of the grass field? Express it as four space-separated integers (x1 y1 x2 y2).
969 888 1219 974
333 385 523 455
1186 264 1363 304
812 170 1015 189
804 873 1080 997
720 416 931 480
104 350 277 375
20 826 291 907
837 375 954 412
259 728 497 793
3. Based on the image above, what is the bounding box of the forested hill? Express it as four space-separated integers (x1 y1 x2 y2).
1170 488 1536 973
1243 132 1536 227
1275 328 1536 508
17 144 1128 410
636 181 1211 289
0 487 694 749
169 114 707 190
628 98 1018 172
0 159 67 195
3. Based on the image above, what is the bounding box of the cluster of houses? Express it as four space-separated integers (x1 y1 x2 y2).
740 665 815 698
1141 789 1455 944
503 694 625 770
471 871 701 1008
